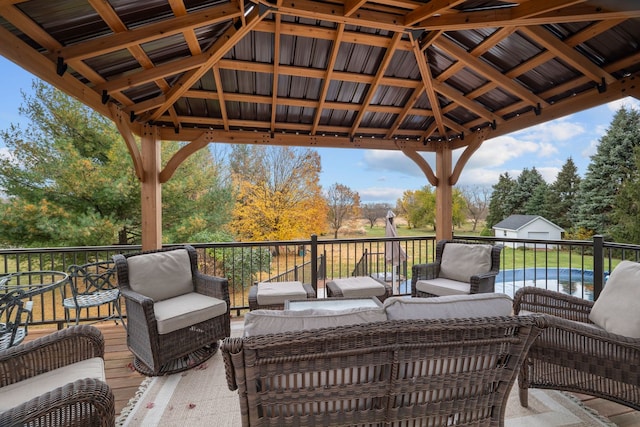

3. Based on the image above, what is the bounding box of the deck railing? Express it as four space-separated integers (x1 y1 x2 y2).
1 234 637 327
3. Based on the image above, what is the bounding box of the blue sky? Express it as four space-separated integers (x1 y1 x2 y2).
2 56 639 205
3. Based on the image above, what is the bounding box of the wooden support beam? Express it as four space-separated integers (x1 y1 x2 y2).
140 125 162 250
435 144 453 240
401 148 438 186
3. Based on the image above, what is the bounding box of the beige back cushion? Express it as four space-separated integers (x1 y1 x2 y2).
439 243 492 283
243 307 387 337
384 293 512 320
589 260 640 338
127 249 193 301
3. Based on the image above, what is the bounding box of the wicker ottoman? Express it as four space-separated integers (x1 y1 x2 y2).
248 281 316 310
326 276 392 302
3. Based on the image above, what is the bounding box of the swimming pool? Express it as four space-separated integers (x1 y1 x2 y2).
495 267 596 300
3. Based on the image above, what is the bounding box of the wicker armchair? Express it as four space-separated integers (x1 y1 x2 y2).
222 315 547 426
113 245 230 376
0 325 114 426
411 239 502 297
513 286 640 410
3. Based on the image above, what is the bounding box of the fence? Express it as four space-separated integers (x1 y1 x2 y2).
1 234 637 327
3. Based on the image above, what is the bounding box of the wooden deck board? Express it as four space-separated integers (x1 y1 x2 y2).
23 323 640 424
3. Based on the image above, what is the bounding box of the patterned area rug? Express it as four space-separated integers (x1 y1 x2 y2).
117 326 615 427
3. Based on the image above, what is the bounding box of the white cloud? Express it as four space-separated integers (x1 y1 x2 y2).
464 135 540 169
606 96 640 112
514 119 585 144
358 186 405 203
362 150 423 177
536 166 561 183
582 138 599 158
0 147 12 160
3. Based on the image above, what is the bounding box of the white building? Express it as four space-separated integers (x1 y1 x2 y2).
492 215 564 249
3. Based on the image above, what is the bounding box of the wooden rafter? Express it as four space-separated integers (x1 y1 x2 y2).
57 4 242 61
520 25 615 85
436 37 548 108
404 0 465 27
416 1 640 30
147 7 266 122
350 32 403 136
270 15 282 133
87 0 180 128
212 64 229 131
311 23 345 136
411 33 446 136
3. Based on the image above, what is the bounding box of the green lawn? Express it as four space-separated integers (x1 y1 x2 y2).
358 221 620 272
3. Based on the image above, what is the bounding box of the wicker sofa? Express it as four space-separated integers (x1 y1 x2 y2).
222 294 547 426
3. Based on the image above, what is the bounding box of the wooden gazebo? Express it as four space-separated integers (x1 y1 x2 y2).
1 0 639 249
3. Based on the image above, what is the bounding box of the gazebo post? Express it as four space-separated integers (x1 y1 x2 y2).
435 145 453 240
140 125 162 250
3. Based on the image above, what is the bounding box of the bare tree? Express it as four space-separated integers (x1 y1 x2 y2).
326 183 361 238
361 203 392 228
459 185 491 231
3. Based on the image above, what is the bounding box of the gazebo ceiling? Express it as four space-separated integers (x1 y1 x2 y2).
1 0 640 152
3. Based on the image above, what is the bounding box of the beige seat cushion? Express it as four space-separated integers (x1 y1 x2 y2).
439 243 492 283
589 260 640 338
415 278 471 296
0 357 105 413
127 249 193 302
154 292 227 335
243 307 386 337
384 293 513 320
256 281 307 305
328 277 386 297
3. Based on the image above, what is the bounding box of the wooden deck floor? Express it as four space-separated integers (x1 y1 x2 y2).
26 322 640 425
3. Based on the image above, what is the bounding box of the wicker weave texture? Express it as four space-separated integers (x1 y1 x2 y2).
222 315 546 426
113 245 231 376
513 286 640 411
0 325 115 426
411 239 503 298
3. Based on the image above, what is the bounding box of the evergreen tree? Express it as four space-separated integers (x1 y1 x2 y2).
611 147 640 244
510 167 547 214
525 182 550 216
547 157 581 229
486 172 516 228
574 107 640 234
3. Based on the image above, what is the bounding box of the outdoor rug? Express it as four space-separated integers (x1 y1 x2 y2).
117 327 615 426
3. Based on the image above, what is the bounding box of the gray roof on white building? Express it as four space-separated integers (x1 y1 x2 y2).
492 215 563 232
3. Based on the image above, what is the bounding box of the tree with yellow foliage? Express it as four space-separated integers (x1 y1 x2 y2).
230 146 327 241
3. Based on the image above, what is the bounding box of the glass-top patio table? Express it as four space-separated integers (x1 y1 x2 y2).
0 270 69 298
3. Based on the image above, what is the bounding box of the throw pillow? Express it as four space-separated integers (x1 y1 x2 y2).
439 243 492 283
589 260 640 338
